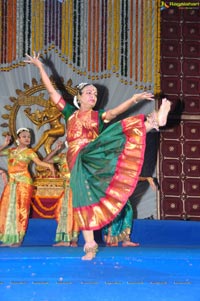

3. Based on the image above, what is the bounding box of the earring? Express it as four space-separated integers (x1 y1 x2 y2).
73 96 80 109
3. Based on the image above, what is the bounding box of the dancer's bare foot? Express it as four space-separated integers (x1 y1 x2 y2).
53 242 70 247
0 243 10 247
146 98 171 131
157 98 171 127
82 242 98 261
70 241 78 247
82 251 96 260
122 241 140 247
10 243 21 248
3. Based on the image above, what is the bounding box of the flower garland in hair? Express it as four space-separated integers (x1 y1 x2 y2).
73 82 89 109
77 82 89 90
17 127 30 135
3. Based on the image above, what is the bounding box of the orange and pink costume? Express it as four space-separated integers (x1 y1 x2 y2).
0 148 37 245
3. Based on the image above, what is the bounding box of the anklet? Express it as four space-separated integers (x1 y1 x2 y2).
146 111 159 131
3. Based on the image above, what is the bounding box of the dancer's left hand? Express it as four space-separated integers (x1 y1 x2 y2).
134 92 154 103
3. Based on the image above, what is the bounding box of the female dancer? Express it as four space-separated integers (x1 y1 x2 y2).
44 140 79 247
0 128 55 247
25 52 171 260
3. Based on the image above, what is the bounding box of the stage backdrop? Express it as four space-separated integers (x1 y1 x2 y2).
0 0 161 219
159 7 200 221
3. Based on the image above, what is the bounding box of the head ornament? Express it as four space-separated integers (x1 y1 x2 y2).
17 127 30 135
73 82 89 109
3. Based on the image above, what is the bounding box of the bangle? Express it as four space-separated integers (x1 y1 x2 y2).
133 97 138 104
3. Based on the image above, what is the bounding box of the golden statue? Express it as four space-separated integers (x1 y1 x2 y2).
24 99 65 155
1 77 77 184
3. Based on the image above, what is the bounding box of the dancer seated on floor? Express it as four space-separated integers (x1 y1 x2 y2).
103 177 158 247
0 128 55 247
44 140 79 247
24 51 171 260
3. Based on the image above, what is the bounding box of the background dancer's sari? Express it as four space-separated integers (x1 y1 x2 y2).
53 153 79 244
0 148 37 245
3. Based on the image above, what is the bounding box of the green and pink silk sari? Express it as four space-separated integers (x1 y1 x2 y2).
56 98 146 234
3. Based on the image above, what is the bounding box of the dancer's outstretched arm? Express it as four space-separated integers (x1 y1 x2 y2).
43 140 63 163
104 92 155 122
24 52 61 104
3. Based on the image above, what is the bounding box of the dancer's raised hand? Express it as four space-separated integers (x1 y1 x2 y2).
24 51 43 68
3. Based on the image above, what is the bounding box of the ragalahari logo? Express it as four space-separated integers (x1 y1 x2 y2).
160 1 170 10
160 1 200 10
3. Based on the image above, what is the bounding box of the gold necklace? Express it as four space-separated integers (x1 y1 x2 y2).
77 110 92 127
14 147 27 154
